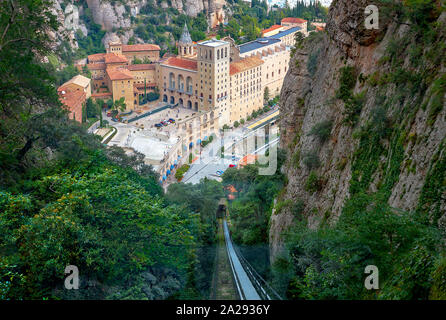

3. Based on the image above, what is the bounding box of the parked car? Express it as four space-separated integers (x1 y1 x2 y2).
229 164 236 168
168 118 176 123
111 118 118 122
155 123 163 128
161 121 168 126
216 170 224 176
106 112 112 117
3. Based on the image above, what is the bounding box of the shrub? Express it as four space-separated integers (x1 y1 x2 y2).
302 150 320 170
292 149 301 169
308 120 333 143
175 164 190 181
305 171 323 193
343 91 366 127
336 66 357 102
307 48 320 77
234 121 240 128
292 200 305 217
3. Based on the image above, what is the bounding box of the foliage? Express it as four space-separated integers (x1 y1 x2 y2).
0 1 220 300
302 150 320 170
307 120 333 143
221 149 286 246
165 179 225 298
305 171 323 193
307 48 321 77
284 193 442 300
175 164 190 181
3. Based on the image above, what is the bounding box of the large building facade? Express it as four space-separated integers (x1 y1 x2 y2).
86 23 298 127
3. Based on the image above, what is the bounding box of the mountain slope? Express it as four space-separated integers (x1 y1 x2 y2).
270 0 446 299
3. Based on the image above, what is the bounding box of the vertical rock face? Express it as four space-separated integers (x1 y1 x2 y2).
54 0 225 47
270 0 446 261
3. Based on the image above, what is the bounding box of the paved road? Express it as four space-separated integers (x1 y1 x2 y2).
223 220 261 300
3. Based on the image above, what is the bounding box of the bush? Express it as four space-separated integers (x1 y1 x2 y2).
292 200 305 217
307 48 320 77
305 171 323 193
336 66 357 102
308 120 333 143
302 150 320 170
234 121 240 128
175 164 190 181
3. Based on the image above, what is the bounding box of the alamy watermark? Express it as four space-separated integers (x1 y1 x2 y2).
365 5 380 30
64 265 79 290
364 265 379 290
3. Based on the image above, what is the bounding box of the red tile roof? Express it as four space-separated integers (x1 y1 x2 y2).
104 53 128 64
106 67 134 81
230 56 263 76
281 17 307 24
87 63 106 71
262 25 283 35
162 57 197 71
122 44 161 52
58 86 86 123
127 63 156 71
88 53 106 63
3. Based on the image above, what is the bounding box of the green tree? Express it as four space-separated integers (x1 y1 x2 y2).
112 97 127 113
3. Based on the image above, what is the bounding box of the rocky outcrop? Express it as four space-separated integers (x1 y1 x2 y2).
53 0 226 49
270 0 446 261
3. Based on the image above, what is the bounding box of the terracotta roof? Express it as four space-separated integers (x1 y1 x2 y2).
106 67 134 81
104 53 128 64
87 63 106 71
60 74 91 89
88 53 106 63
230 56 264 76
122 44 161 52
162 57 197 71
316 26 325 32
281 17 307 24
58 87 86 123
261 25 283 35
127 63 156 71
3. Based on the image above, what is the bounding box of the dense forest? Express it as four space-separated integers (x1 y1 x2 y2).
0 0 222 300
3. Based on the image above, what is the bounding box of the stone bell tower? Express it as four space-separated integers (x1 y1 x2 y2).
178 23 194 57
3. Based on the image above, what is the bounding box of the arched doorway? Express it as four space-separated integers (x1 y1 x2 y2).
163 94 168 102
179 98 184 107
194 102 198 111
170 96 175 104
187 100 192 109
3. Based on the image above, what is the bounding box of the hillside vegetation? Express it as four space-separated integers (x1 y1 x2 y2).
274 0 446 299
0 0 221 300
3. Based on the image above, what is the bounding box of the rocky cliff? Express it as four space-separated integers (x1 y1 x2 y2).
270 0 446 261
52 0 225 50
